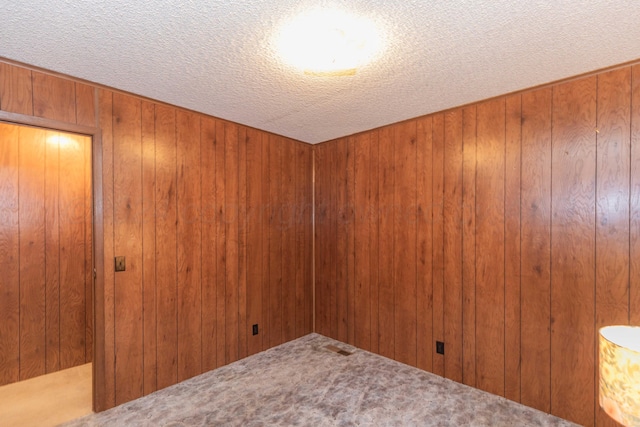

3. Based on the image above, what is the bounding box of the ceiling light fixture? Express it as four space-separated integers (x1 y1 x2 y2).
275 9 383 76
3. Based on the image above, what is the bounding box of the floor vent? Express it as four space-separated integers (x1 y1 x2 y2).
325 344 353 356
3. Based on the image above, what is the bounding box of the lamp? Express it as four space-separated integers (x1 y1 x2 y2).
600 325 640 426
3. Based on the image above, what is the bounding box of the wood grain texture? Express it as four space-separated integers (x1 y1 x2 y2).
84 133 93 364
75 83 96 127
443 110 463 381
631 64 640 327
504 94 522 403
237 127 248 359
520 88 552 412
335 139 348 343
224 122 239 363
32 72 76 123
474 99 506 396
461 106 476 387
176 111 202 381
260 132 271 349
18 125 46 381
377 127 395 359
268 135 284 347
153 103 178 391
200 116 217 371
141 101 156 395
346 137 356 346
0 63 33 115
431 114 445 376
393 122 417 366
416 116 433 373
112 93 143 405
369 132 380 354
595 68 631 427
97 88 116 409
282 139 296 343
550 77 597 426
215 119 227 361
0 123 21 385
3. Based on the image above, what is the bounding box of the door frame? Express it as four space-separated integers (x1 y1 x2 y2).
0 109 105 412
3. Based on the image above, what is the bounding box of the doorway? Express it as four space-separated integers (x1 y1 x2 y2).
0 122 93 425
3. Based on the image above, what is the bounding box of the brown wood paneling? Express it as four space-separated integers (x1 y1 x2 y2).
475 98 506 396
354 132 372 350
97 88 116 409
246 128 262 355
550 76 597 426
32 72 76 123
268 135 284 347
75 83 96 127
84 132 93 364
303 144 313 335
335 138 348 343
314 144 329 336
260 132 271 349
215 119 227 361
520 88 552 412
176 111 202 381
141 101 156 395
461 106 476 386
18 125 46 381
224 122 239 363
443 110 463 381
346 137 356 346
154 103 178 390
378 127 395 359
112 93 143 404
632 64 640 327
504 94 522 402
369 132 380 354
200 116 217 371
393 121 418 367
296 142 310 337
594 68 631 427
237 128 248 359
431 113 445 376
282 139 296 343
416 116 433 373
0 123 20 385
45 129 61 374
0 63 33 115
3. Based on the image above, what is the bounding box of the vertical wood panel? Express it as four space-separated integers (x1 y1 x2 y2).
141 101 156 395
416 117 433 373
75 83 96 127
224 122 239 363
84 133 93 363
260 133 270 349
346 137 356 346
0 63 33 115
303 145 313 334
45 129 61 374
443 110 463 381
595 68 631 427
369 132 380 354
18 126 46 380
631 64 640 327
461 106 476 386
335 139 348 343
394 121 417 366
238 128 248 358
282 139 296 343
432 113 445 376
215 120 227 361
246 129 262 355
550 77 597 426
378 127 395 359
314 144 328 336
504 94 522 402
0 123 20 385
112 93 143 404
354 133 372 351
475 99 506 396
520 88 552 412
154 104 177 390
200 117 217 371
176 111 202 381
32 72 76 123
295 142 309 337
97 88 116 409
268 135 284 347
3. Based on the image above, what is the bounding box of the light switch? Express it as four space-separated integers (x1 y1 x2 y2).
115 256 126 272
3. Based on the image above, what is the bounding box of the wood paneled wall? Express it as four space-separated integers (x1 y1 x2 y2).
0 123 93 387
0 60 313 411
314 65 640 427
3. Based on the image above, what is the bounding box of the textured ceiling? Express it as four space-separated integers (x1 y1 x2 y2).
2 1 640 144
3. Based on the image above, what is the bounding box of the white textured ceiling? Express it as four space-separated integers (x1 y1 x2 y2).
2 1 640 144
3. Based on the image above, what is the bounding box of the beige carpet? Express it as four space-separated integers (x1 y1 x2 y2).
0 363 92 427
63 335 577 426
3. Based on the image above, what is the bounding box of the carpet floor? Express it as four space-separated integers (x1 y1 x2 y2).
63 334 576 426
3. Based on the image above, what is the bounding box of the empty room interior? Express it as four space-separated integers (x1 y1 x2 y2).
2 1 640 426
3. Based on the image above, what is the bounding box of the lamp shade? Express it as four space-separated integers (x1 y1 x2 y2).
600 325 640 427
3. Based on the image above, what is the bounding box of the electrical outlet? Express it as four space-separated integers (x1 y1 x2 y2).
252 324 259 336
115 256 126 272
436 341 445 355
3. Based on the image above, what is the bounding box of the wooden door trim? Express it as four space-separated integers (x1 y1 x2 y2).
0 110 105 412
